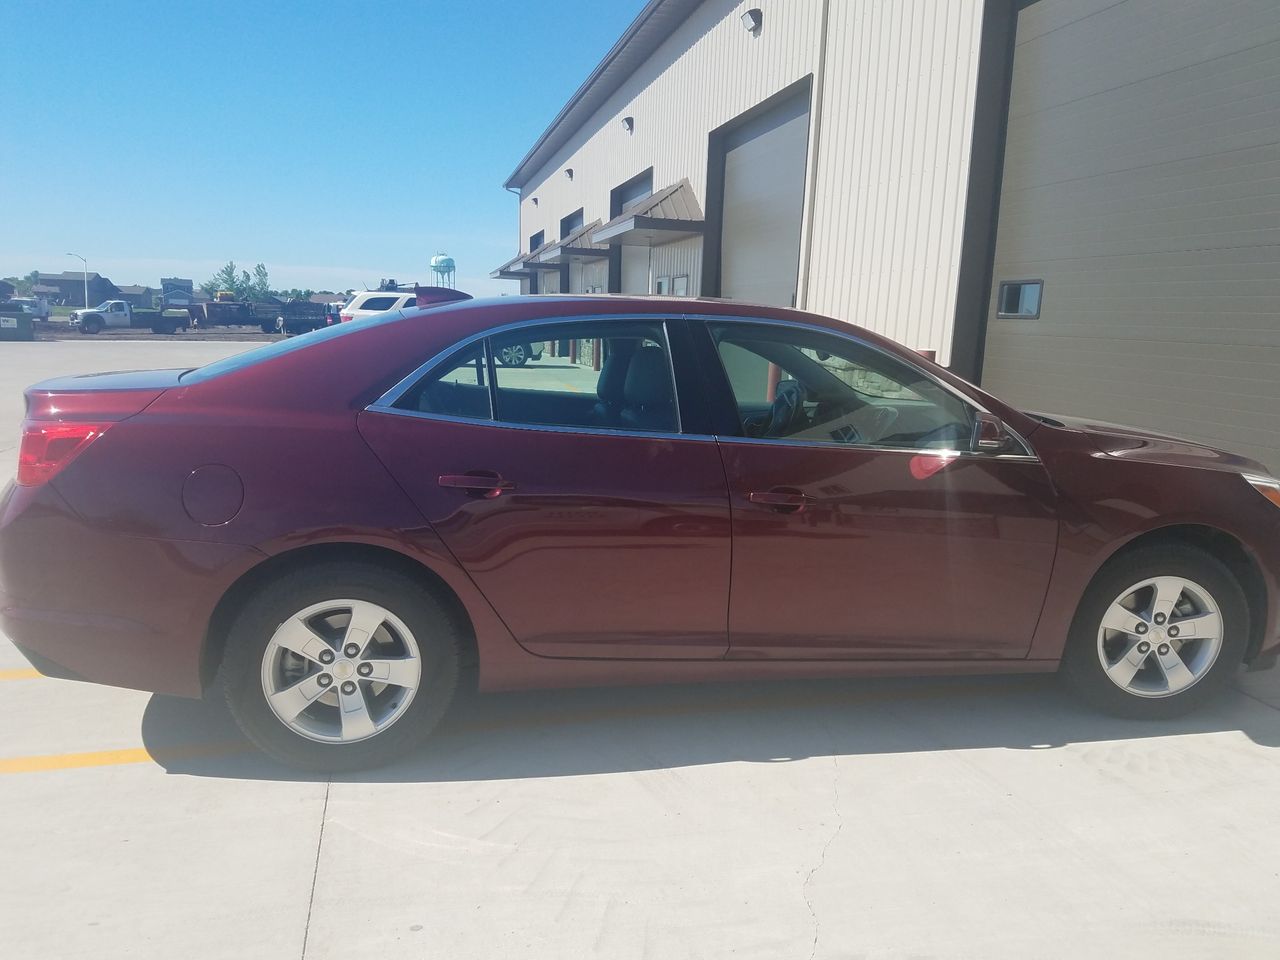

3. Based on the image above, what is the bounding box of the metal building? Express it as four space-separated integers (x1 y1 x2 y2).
495 0 1280 468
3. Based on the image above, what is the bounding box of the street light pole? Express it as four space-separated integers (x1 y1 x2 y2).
66 252 88 308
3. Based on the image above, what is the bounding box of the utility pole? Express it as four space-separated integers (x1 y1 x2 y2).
66 252 88 307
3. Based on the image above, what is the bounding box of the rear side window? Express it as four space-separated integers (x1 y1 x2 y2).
357 296 399 312
389 319 680 434
489 320 677 433
394 342 491 420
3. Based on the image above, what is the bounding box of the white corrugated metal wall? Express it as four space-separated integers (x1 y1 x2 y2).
804 0 985 363
980 0 1280 469
517 0 826 264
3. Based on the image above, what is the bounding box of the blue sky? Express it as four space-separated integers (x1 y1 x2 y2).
0 0 644 295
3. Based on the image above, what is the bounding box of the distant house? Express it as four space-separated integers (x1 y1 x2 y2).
31 284 61 300
35 271 118 307
116 284 157 307
160 277 195 307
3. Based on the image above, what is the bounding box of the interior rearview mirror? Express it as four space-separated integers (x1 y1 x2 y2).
973 412 1011 453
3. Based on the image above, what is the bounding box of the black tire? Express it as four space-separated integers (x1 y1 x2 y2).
1061 543 1247 719
260 321 276 334
219 561 463 771
151 322 176 335
82 315 103 335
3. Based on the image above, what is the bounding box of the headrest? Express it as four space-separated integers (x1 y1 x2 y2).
596 342 636 403
623 346 672 407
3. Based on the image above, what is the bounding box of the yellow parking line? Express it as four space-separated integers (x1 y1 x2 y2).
0 668 41 682
0 747 154 774
0 742 244 775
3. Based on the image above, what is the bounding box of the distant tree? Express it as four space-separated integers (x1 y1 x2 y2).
202 261 240 296
3 270 39 296
250 263 271 301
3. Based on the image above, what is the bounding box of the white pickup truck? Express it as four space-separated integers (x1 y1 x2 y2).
9 297 52 321
69 300 189 335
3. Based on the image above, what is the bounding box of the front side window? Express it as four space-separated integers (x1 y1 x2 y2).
489 320 677 433
710 323 973 450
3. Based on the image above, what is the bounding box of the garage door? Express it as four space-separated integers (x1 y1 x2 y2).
980 0 1280 469
719 91 811 308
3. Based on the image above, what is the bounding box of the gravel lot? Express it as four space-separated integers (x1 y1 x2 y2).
1 340 1279 960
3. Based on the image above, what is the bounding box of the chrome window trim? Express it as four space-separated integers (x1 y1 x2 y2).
367 309 1039 462
363 406 709 444
371 313 684 436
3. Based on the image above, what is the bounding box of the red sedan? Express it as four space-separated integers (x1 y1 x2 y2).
3 294 1278 769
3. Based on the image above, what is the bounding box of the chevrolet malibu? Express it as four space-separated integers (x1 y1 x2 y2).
3 294 1278 770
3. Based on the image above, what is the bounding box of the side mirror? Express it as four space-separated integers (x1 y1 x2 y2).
972 412 1011 453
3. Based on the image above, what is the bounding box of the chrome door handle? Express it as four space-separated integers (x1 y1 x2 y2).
438 473 515 499
748 489 811 513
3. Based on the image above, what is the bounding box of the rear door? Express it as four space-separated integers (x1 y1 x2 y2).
359 316 731 659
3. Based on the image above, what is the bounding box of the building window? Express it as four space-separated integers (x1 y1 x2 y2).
560 208 584 240
672 275 689 296
529 230 545 252
655 276 670 295
996 280 1043 319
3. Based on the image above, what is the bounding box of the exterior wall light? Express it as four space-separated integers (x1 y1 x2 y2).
741 8 762 33
565 168 574 180
531 197 539 206
621 116 635 134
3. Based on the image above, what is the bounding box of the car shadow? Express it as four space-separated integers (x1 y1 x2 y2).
141 669 1280 783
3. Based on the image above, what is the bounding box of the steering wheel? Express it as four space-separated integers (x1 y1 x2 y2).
765 380 807 437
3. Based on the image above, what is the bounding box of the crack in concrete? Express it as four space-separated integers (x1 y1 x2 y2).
300 780 331 960
802 752 843 960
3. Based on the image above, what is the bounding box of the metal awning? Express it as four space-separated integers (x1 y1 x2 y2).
591 179 704 247
489 253 533 280
521 237 564 271
536 219 610 263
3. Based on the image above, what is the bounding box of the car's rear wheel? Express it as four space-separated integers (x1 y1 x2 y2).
1061 544 1246 718
219 561 462 771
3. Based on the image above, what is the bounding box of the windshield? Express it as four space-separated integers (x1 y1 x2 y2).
91 301 114 311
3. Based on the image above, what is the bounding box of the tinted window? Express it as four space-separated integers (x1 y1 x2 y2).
358 296 399 312
489 321 677 433
710 323 973 450
394 342 491 420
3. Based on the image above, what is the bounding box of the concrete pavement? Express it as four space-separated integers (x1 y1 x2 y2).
2 339 1279 959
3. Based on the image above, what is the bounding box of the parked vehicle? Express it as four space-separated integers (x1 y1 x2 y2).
4 293 1279 771
9 297 51 321
185 299 281 333
69 300 189 335
339 289 419 323
275 300 330 336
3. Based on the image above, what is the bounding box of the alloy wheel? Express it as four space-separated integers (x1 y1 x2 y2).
499 344 526 366
1096 576 1223 698
260 599 422 743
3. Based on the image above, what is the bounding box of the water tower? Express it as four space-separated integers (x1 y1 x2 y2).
429 253 457 289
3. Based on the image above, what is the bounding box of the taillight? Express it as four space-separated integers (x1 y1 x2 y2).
16 421 110 486
340 314 353 323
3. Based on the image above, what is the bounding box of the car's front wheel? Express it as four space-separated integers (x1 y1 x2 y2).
220 561 462 771
1062 544 1247 718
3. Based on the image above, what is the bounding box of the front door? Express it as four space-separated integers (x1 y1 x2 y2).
701 320 1059 660
359 317 731 660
